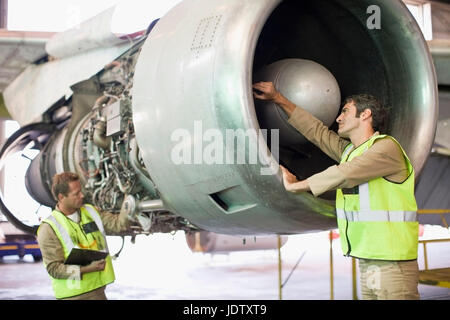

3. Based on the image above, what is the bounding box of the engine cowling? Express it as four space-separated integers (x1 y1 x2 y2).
131 0 438 234
2 0 438 236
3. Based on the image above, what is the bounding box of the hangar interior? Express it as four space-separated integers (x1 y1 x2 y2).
0 0 449 300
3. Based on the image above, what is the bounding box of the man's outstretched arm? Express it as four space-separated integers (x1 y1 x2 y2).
280 166 310 193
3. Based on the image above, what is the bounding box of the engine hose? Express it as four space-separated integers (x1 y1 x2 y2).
111 236 125 260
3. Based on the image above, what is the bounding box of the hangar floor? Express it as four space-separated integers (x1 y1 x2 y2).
0 228 449 300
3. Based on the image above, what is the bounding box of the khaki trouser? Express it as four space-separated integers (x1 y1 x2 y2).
358 259 420 300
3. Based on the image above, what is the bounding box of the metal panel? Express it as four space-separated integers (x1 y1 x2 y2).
2 7 138 126
3 43 132 126
45 7 123 59
0 30 52 92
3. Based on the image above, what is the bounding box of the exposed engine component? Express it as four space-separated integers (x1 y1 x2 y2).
1 44 196 235
63 53 197 235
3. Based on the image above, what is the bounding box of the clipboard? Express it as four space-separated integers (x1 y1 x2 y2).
64 248 108 266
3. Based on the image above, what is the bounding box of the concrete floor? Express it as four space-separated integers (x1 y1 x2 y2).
0 227 449 300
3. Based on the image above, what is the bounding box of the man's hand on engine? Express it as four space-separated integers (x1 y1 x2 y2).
252 82 281 101
280 165 310 193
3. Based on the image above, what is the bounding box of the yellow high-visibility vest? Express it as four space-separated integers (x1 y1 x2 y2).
336 135 418 260
39 204 115 299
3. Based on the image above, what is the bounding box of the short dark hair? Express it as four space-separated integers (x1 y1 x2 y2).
51 172 80 200
344 94 389 132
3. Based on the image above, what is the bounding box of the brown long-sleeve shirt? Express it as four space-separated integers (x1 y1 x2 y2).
37 206 131 282
287 107 409 197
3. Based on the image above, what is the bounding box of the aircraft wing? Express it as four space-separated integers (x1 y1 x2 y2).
1 7 144 126
0 29 54 118
0 29 53 93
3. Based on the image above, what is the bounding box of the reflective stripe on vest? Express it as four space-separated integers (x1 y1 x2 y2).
46 215 76 253
336 209 417 222
340 182 418 222
84 205 109 253
341 143 353 161
358 183 370 212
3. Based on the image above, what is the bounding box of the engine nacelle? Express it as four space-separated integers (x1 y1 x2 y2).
2 0 437 236
131 0 437 234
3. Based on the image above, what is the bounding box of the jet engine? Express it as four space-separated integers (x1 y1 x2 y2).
0 0 438 236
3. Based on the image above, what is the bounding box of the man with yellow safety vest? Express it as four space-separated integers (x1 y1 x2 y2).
37 172 133 300
253 81 419 300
